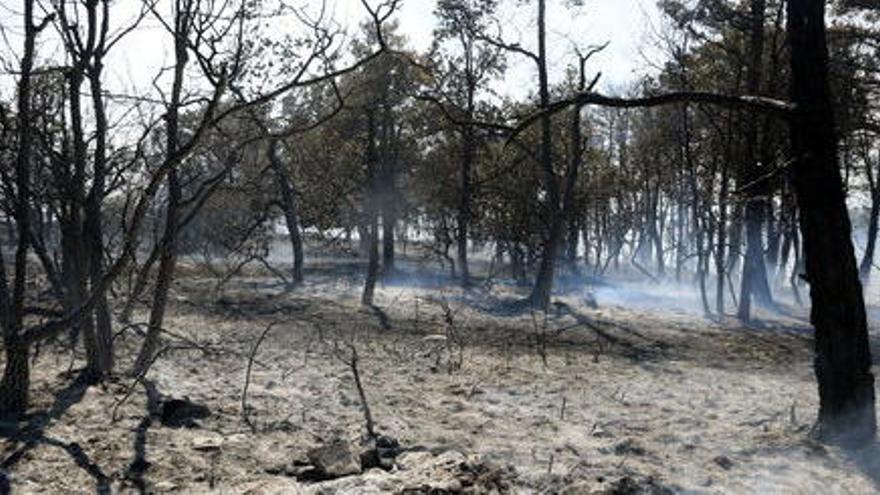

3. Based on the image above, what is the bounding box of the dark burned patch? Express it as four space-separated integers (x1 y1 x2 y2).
158 398 210 428
613 439 648 457
601 475 677 495
214 295 309 317
359 434 401 470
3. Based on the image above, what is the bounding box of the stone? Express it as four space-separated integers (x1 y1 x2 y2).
306 438 362 479
191 434 222 452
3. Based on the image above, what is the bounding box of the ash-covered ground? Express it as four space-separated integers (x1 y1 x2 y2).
3 253 880 494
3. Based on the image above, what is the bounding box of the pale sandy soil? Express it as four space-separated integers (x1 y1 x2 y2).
3 262 880 494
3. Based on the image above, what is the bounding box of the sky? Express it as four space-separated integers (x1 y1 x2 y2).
0 0 665 111
334 0 664 96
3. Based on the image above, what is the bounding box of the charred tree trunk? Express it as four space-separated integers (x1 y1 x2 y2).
649 188 665 278
28 209 62 297
737 0 773 322
787 0 875 443
132 13 189 376
84 24 114 379
268 139 304 286
457 78 476 287
0 0 37 416
132 169 181 376
0 339 30 417
563 53 595 278
859 150 880 281
860 193 880 281
362 111 381 306
528 0 561 309
566 214 580 274
511 242 527 285
581 215 592 273
64 56 106 379
675 195 685 282
379 88 396 276
120 245 160 324
59 215 91 348
715 105 737 315
765 198 781 277
681 104 711 314
381 202 395 275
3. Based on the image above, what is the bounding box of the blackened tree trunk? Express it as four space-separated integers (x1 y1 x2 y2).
64 51 104 378
357 218 371 258
132 10 189 376
716 165 728 314
860 193 880 280
675 196 685 282
528 0 561 309
84 11 114 378
765 198 781 276
381 200 395 274
28 210 62 297
566 214 580 274
787 0 875 443
0 338 30 416
132 168 181 376
0 0 37 416
762 7 787 282
737 0 774 321
457 99 475 287
362 111 381 306
563 51 593 278
379 88 396 275
859 147 880 280
681 103 711 314
268 139 304 286
648 187 665 278
120 246 160 323
52 0 115 382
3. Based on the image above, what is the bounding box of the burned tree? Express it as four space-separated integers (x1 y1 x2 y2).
511 0 876 442
786 0 875 443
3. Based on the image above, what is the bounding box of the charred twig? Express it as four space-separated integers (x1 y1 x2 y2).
349 345 375 439
241 320 282 433
530 309 550 368
333 342 376 439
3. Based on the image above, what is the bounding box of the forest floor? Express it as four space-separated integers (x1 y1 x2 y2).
4 255 880 494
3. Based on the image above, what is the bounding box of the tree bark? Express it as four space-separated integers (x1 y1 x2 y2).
787 0 875 444
0 340 30 416
268 139 304 286
84 7 114 378
0 0 37 417
362 111 380 306
132 11 189 376
132 169 181 376
120 245 161 323
737 0 773 322
457 101 474 287
859 191 880 280
379 88 396 275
